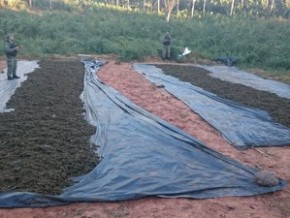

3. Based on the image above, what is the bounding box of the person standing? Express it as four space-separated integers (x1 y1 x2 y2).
0 36 4 74
162 32 171 60
4 35 20 80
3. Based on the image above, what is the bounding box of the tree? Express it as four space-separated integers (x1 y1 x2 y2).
157 0 160 15
176 0 180 17
142 0 146 11
127 0 130 10
188 0 197 18
164 0 179 22
230 0 235 16
202 0 207 15
275 0 286 16
267 0 275 18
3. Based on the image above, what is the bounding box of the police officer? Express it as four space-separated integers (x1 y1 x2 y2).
162 32 171 60
5 35 20 80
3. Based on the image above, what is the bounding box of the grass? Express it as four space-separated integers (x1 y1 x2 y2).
0 7 289 80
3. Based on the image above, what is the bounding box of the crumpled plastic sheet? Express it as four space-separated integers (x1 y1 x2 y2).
197 65 290 100
0 60 39 112
0 60 287 208
133 64 290 149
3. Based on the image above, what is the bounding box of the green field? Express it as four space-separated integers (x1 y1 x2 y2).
1 4 290 82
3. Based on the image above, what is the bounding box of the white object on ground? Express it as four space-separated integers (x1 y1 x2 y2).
182 47 191 56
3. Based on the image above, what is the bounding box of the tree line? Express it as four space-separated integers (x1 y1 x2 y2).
1 0 290 21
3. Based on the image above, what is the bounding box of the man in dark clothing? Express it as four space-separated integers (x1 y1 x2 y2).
162 32 171 60
5 35 20 80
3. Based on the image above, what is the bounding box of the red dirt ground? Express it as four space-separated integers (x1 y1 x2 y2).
0 61 5 73
0 60 289 218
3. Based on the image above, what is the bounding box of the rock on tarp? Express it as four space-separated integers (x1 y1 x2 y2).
134 64 290 149
0 61 286 208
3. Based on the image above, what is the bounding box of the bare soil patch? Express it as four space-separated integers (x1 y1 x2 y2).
0 59 289 218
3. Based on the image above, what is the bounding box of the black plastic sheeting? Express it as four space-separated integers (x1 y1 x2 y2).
134 64 290 150
214 56 237 66
0 61 287 208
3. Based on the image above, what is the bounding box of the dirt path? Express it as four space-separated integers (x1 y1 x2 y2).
0 60 289 218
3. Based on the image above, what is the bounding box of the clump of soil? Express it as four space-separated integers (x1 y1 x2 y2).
254 170 279 187
0 60 98 195
155 64 290 128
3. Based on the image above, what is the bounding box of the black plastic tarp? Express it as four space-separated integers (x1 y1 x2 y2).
134 64 290 150
0 61 287 208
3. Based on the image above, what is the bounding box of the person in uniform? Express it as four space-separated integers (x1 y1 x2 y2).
162 32 171 60
4 35 20 80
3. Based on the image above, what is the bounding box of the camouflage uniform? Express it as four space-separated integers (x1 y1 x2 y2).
162 32 171 60
4 37 19 80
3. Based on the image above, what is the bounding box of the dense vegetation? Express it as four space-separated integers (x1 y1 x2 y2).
0 1 289 74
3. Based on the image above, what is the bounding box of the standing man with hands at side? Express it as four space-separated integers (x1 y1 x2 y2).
5 35 20 80
162 32 171 60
